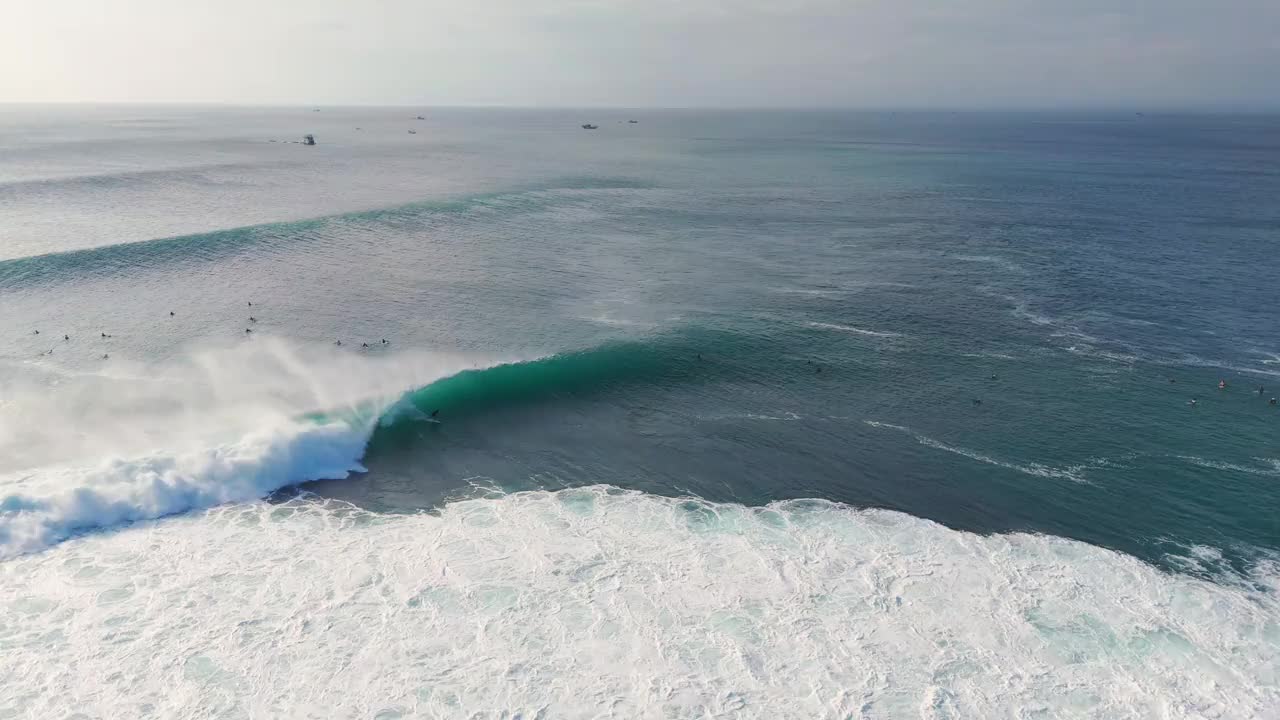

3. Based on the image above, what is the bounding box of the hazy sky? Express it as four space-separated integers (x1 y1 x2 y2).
3 0 1277 108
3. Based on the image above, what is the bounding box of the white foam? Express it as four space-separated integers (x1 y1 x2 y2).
915 436 1090 483
862 419 911 431
1 487 1275 718
699 411 803 422
1171 354 1280 379
805 321 903 338
1062 344 1140 364
953 254 1028 274
769 286 849 297
1176 456 1280 477
864 420 1090 483
0 338 495 559
1011 301 1058 327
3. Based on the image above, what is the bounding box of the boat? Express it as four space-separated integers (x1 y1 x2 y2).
628 120 638 124
581 124 599 130
416 115 425 120
408 129 417 134
302 134 316 146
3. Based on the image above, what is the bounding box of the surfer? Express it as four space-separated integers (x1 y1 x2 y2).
1218 379 1226 390
430 410 439 418
1271 397 1278 406
33 330 39 335
1189 399 1198 406
102 354 109 359
335 340 342 346
362 342 369 348
381 339 388 345
248 301 252 306
64 335 69 341
245 328 252 334
170 311 175 316
1258 385 1265 395
973 398 982 405
249 317 256 322
990 374 998 380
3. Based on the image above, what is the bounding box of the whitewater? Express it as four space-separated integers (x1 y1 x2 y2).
2 488 1276 718
0 339 492 557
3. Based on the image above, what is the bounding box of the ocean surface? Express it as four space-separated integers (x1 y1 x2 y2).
1 106 1278 718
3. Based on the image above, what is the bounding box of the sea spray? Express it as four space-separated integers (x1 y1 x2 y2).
0 338 494 557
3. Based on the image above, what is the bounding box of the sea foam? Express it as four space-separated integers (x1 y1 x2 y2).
1 487 1275 718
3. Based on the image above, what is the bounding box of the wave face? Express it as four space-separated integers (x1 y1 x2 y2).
1 487 1276 718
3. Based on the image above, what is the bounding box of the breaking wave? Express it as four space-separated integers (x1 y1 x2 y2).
0 329 725 558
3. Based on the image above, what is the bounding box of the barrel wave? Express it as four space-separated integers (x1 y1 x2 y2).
0 331 724 558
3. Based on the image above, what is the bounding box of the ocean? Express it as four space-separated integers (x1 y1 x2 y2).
1 106 1277 718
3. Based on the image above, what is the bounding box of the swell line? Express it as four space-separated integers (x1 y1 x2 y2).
0 177 653 288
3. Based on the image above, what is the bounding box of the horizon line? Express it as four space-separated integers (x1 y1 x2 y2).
3 100 1280 114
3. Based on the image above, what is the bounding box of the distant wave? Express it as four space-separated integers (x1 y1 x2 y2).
0 161 280 196
0 178 653 285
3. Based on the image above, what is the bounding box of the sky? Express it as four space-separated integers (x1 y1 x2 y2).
2 0 1278 109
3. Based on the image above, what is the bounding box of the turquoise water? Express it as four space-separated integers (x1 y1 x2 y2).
1 107 1277 717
